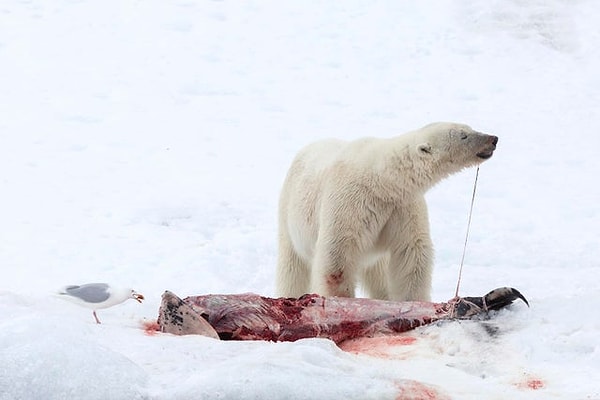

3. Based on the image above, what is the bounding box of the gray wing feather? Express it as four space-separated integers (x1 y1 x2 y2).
64 283 111 303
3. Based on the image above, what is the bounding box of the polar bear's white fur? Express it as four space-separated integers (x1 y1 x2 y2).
276 122 498 301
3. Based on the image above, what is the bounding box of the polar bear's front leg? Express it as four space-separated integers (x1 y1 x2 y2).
311 233 360 298
387 200 434 302
311 191 393 298
387 243 433 302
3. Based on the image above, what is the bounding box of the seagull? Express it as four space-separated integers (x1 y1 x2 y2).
58 283 144 324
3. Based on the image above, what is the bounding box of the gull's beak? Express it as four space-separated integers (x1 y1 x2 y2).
132 292 144 303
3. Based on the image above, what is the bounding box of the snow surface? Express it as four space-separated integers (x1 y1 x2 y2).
1 0 599 399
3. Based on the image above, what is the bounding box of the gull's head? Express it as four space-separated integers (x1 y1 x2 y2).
131 289 144 303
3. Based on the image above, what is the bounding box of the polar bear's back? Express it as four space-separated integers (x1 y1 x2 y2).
279 138 346 217
291 137 385 174
292 138 347 172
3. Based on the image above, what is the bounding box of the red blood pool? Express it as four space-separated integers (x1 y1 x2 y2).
395 380 450 400
142 320 160 336
339 335 417 358
516 375 545 390
526 379 544 390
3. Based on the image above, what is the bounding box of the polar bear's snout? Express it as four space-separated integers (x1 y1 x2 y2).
476 135 498 160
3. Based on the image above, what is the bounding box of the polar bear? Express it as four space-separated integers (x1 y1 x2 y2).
276 122 498 301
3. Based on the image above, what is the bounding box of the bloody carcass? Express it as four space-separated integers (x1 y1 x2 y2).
157 287 528 344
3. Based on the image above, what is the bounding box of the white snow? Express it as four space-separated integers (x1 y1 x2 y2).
1 0 599 399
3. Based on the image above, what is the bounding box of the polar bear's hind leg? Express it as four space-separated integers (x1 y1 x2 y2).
276 231 311 298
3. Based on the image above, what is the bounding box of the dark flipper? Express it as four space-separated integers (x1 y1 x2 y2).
483 287 529 311
453 287 529 318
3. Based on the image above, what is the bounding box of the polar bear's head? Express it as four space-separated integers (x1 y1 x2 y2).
415 122 498 174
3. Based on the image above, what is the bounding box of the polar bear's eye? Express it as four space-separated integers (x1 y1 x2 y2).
460 132 468 140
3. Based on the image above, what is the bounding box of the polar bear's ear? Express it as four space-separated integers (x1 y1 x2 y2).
417 143 432 155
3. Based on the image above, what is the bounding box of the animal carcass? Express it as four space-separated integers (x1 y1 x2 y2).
157 288 528 344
